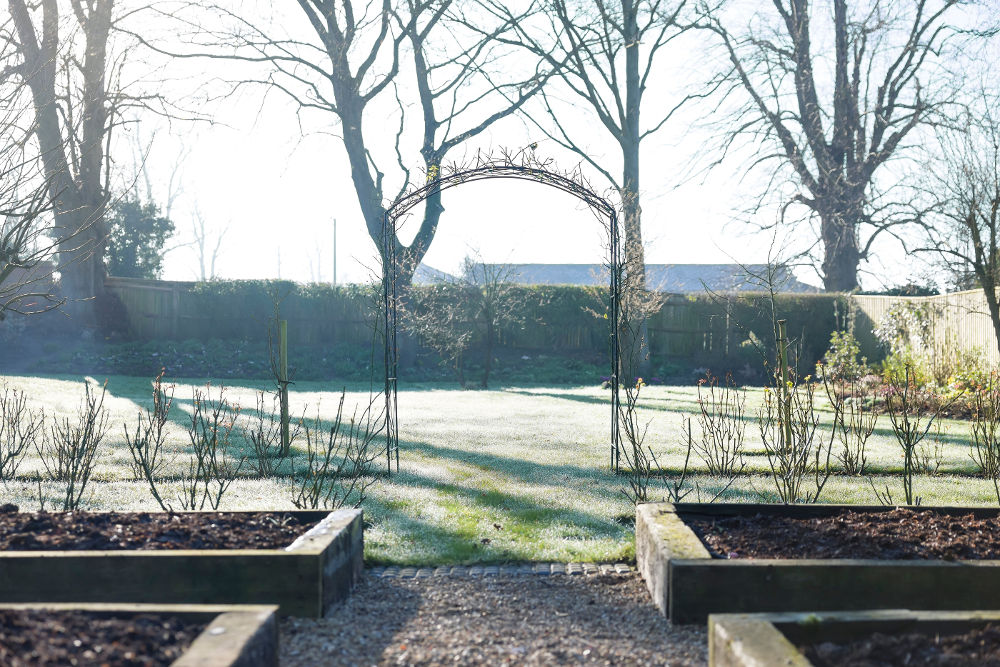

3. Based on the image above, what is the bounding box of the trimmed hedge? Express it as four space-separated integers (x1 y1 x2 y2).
108 278 846 373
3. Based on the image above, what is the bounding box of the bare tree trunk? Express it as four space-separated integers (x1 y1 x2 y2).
984 285 1000 359
56 208 107 325
9 0 114 328
820 211 860 292
622 0 645 288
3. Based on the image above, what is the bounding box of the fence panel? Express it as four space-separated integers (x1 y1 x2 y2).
852 290 1000 366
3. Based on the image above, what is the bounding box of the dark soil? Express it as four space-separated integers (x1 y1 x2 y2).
0 507 316 551
0 609 205 666
803 623 1000 666
685 508 1000 560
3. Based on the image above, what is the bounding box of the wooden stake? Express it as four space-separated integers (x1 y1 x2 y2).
279 319 289 456
777 319 793 454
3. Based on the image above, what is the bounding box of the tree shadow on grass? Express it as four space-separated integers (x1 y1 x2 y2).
500 388 612 407
362 468 631 567
398 438 615 487
501 387 705 414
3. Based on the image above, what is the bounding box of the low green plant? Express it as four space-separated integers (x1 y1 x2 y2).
879 351 932 388
946 350 991 394
818 330 868 381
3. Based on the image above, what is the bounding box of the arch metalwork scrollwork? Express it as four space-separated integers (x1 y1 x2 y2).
380 151 625 474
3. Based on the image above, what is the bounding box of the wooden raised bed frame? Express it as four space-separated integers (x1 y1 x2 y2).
709 609 1000 667
0 509 363 617
0 602 279 667
637 502 1000 624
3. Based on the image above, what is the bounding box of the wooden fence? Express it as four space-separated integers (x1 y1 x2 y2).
106 277 375 346
852 290 1000 364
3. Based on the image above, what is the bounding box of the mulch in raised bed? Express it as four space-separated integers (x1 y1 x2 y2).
0 609 205 666
685 508 1000 560
0 505 316 551
802 623 1000 667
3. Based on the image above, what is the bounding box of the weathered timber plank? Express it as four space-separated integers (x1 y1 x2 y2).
0 509 363 617
636 502 709 616
671 559 1000 625
709 614 808 667
711 610 1000 667
175 606 278 667
672 503 1000 520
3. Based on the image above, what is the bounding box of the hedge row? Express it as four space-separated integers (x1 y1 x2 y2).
108 278 848 372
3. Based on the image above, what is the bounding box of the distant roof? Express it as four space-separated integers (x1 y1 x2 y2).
412 264 456 284
458 263 819 293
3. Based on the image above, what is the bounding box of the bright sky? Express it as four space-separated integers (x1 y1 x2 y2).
116 1 970 291
147 107 777 286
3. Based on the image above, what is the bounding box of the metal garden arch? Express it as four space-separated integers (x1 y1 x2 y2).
380 154 625 474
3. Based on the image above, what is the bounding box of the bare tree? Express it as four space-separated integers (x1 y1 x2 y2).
916 97 1000 355
0 179 64 319
128 127 188 220
473 0 706 287
460 254 524 388
135 1 560 284
190 203 226 281
698 0 994 291
0 37 70 318
5 1 188 323
6 0 117 325
307 243 324 283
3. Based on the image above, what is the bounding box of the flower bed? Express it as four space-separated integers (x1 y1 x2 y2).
0 602 277 667
637 502 1000 624
0 509 363 617
709 610 1000 667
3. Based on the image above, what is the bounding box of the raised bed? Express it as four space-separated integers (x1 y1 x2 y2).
709 609 1000 667
0 508 363 617
636 502 1000 624
0 602 278 667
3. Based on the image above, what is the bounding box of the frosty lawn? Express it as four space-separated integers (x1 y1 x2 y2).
0 374 996 565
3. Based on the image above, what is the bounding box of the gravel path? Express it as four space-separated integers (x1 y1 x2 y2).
281 570 707 666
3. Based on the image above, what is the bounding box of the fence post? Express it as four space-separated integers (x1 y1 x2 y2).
279 319 290 456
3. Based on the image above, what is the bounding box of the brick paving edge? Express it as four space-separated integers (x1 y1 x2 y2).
366 562 635 579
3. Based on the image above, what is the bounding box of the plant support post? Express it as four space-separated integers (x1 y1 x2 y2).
279 319 290 456
777 319 793 454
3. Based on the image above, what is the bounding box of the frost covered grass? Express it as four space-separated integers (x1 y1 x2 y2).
0 374 993 565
